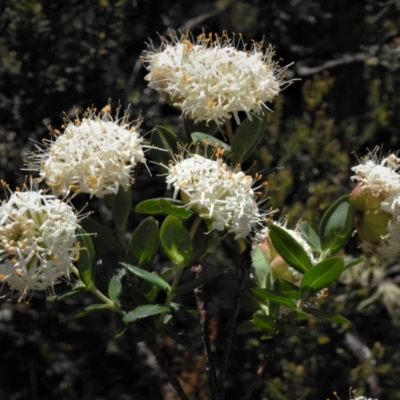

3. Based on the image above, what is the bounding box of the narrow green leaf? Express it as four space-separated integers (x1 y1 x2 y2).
150 125 184 173
47 281 86 302
60 304 111 322
300 257 344 295
81 218 126 255
299 220 321 251
319 195 355 255
252 314 276 330
302 307 350 324
109 186 132 233
274 279 300 300
108 268 127 301
344 257 363 270
191 132 232 155
192 120 219 136
160 215 193 266
77 229 96 290
158 199 193 220
231 112 267 164
182 215 209 264
269 224 312 274
174 270 226 294
126 217 160 269
121 263 171 292
135 198 192 220
252 288 297 310
122 304 170 324
251 246 273 289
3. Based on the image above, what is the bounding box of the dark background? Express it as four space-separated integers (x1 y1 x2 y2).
1 1 400 399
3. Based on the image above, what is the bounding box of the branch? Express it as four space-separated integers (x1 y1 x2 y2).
240 339 278 400
295 53 367 77
218 243 252 398
147 339 190 400
191 263 219 400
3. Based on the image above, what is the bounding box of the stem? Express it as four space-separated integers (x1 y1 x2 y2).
189 214 203 239
71 266 126 316
217 243 252 398
191 263 219 400
224 119 234 145
240 339 278 400
147 339 190 400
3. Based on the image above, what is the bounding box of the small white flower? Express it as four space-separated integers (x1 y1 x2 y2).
30 105 146 198
143 31 291 125
166 152 267 239
0 185 81 300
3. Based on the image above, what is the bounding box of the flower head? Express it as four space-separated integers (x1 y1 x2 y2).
0 184 81 300
143 31 290 125
351 148 400 260
30 105 146 198
166 152 267 239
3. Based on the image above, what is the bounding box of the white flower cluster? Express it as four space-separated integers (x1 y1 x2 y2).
0 188 80 300
351 149 400 260
31 105 145 198
166 153 266 239
143 31 289 125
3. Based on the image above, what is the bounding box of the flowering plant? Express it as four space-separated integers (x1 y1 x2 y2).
1 30 382 400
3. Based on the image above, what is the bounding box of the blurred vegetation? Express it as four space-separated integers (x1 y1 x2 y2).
1 0 400 399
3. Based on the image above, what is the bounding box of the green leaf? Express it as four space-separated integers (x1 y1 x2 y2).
60 304 111 322
81 217 126 255
108 186 132 234
252 314 277 330
269 224 312 274
344 257 363 270
160 215 193 266
231 112 267 164
299 221 321 251
300 257 344 296
192 120 219 136
274 279 300 300
182 215 209 264
121 263 171 292
252 288 297 310
122 305 170 324
77 229 96 290
319 195 355 255
126 217 160 269
108 268 127 301
301 307 350 324
47 281 87 302
251 246 273 289
139 276 160 303
135 198 192 220
150 125 184 173
174 270 226 294
191 132 232 155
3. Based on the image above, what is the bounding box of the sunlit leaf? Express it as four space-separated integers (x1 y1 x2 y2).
269 224 312 274
160 215 193 266
121 263 171 292
320 195 355 255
